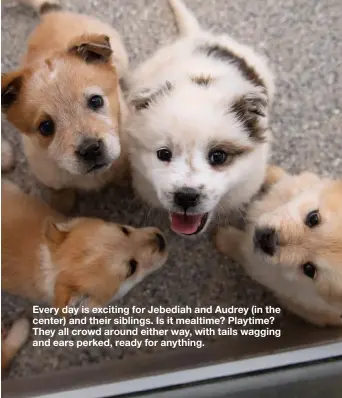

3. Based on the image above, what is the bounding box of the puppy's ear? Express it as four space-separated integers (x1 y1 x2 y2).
68 34 113 64
264 165 288 187
43 217 72 246
1 70 23 112
231 90 269 142
129 81 174 111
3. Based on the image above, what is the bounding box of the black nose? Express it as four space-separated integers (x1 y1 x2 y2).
174 188 200 211
75 138 103 162
254 227 278 256
155 233 166 252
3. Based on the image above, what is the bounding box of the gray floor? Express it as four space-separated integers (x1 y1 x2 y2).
1 0 342 381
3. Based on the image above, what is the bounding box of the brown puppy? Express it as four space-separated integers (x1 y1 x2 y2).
216 166 342 327
1 0 129 211
2 318 30 370
2 181 168 312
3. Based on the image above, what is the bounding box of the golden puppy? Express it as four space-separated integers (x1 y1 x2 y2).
1 0 129 212
2 318 30 370
216 166 342 327
1 181 168 312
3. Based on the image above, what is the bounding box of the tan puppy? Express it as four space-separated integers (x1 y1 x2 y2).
216 166 342 327
1 0 129 211
2 318 30 370
2 181 168 312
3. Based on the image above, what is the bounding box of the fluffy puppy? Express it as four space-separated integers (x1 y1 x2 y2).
1 0 129 211
216 166 342 327
126 0 275 237
2 318 30 370
2 181 168 312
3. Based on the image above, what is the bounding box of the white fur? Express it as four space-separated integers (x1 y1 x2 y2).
126 0 274 234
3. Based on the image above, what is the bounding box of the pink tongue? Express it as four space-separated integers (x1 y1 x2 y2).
170 213 203 235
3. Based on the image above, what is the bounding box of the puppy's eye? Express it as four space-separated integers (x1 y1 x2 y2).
127 259 137 278
88 95 104 110
38 119 55 137
305 210 320 228
157 148 172 162
302 262 317 279
208 150 228 166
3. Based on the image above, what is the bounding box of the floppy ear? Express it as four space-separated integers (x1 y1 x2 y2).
1 70 23 111
68 34 113 64
231 90 269 142
43 217 71 246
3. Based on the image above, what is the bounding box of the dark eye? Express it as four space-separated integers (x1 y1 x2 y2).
157 148 172 162
88 95 104 110
208 150 228 166
305 210 320 228
302 262 317 279
38 119 55 137
121 226 130 236
127 259 137 278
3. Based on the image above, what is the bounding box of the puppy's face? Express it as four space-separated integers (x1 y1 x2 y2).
2 35 122 176
251 175 342 314
44 218 167 308
127 79 269 236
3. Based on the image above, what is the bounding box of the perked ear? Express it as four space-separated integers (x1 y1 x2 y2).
1 70 23 111
231 90 269 142
43 217 71 246
68 34 113 64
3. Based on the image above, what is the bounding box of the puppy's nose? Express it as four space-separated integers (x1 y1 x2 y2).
254 227 278 256
155 233 166 252
75 138 103 162
174 188 200 211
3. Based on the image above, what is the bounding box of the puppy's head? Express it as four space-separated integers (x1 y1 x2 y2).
251 174 342 317
127 77 270 236
43 217 167 308
2 34 122 175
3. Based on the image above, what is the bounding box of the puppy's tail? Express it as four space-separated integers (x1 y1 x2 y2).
168 0 201 36
18 0 62 16
2 318 30 370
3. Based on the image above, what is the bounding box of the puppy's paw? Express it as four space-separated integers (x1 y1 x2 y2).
215 227 234 256
1 139 15 172
42 188 76 214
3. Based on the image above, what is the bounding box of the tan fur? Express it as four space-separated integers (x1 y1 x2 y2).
216 165 342 326
2 181 168 313
1 5 129 210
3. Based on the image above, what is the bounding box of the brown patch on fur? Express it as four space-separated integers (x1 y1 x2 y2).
197 44 266 90
40 3 62 15
231 94 268 142
190 74 214 86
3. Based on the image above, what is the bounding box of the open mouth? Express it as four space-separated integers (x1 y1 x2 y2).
86 163 108 174
169 212 209 236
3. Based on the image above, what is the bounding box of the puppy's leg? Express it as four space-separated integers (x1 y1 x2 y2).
215 227 246 264
53 280 74 316
1 318 30 370
41 186 76 214
1 138 15 172
264 165 287 186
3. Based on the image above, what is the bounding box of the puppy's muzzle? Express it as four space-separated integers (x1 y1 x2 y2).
75 138 108 172
174 187 200 211
254 227 279 256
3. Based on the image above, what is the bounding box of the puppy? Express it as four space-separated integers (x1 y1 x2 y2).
2 318 30 370
2 181 168 312
216 165 342 327
1 0 129 212
125 0 275 237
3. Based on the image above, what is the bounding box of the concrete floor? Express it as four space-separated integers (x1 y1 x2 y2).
1 0 342 381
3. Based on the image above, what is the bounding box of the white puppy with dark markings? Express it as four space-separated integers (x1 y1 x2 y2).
126 0 275 237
